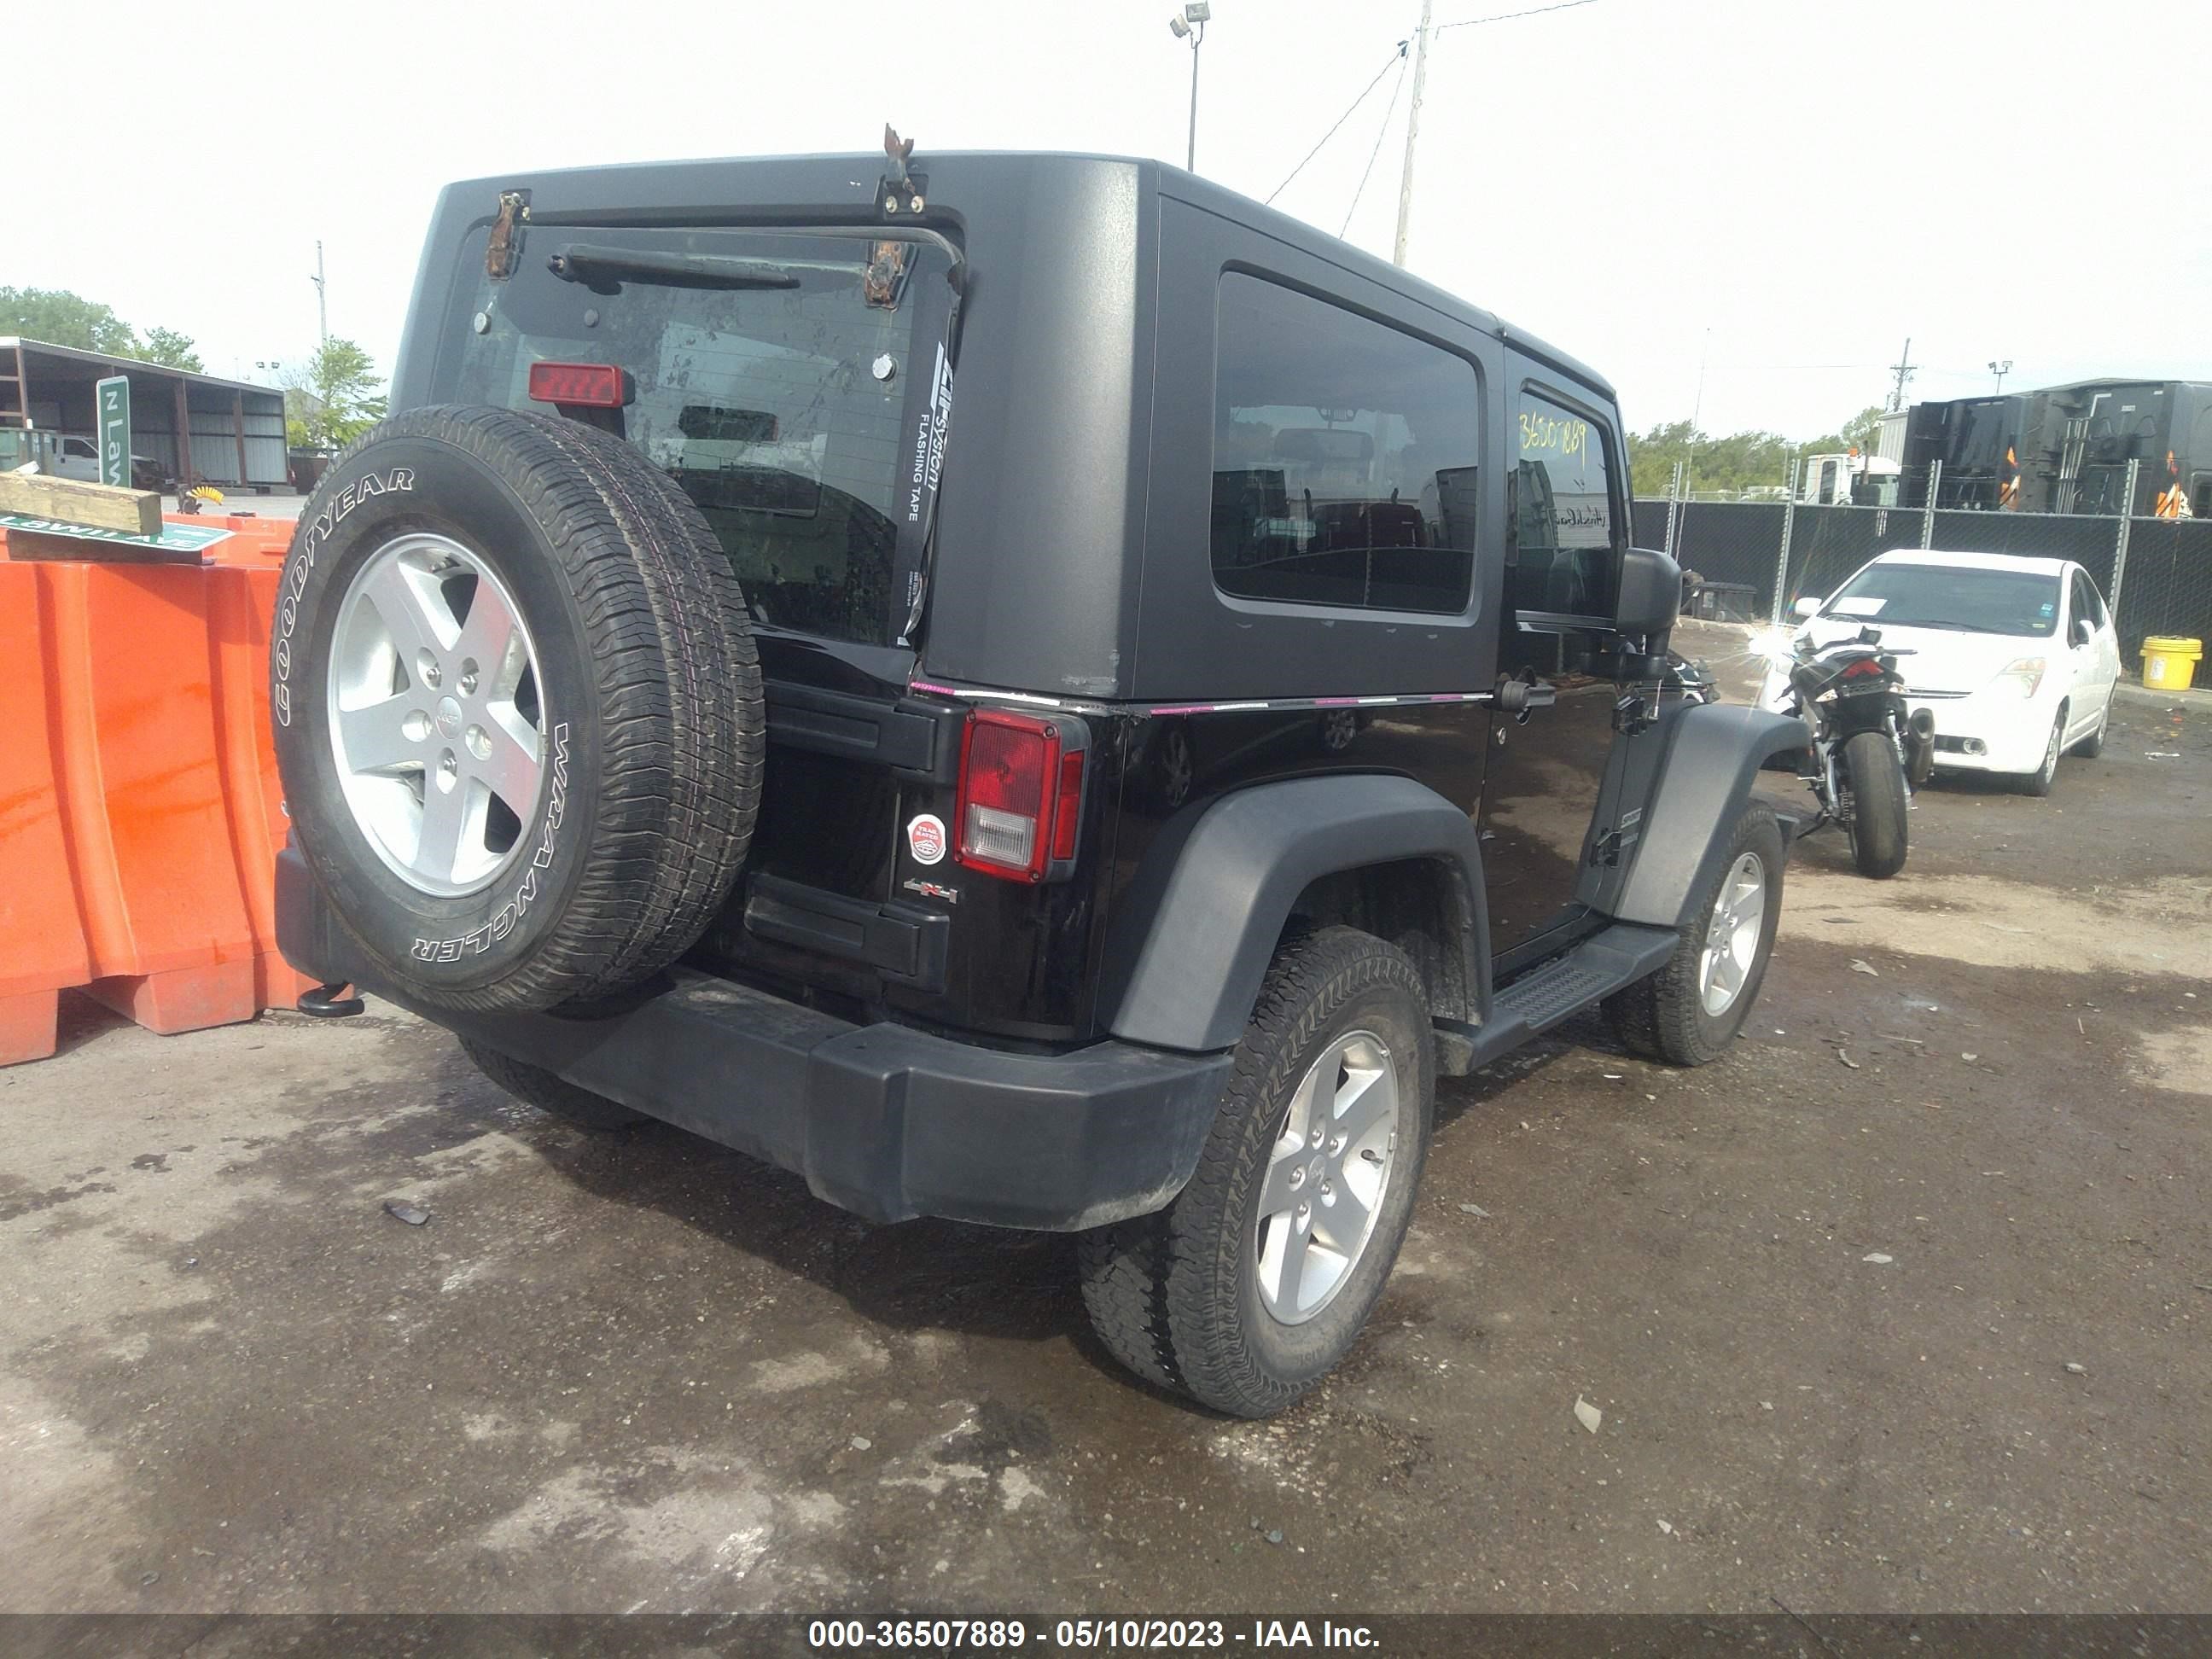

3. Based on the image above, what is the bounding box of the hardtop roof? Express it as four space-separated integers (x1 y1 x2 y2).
431 149 1617 405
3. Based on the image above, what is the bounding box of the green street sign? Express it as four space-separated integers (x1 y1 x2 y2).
96 375 131 488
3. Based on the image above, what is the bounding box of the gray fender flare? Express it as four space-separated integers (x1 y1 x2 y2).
1609 702 1807 930
1102 773 1487 1054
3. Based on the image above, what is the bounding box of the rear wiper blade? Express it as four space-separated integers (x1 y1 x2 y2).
548 245 801 292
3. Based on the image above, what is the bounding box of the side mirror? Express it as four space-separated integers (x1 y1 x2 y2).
1613 546 1681 638
2071 617 2093 648
1792 596 1822 620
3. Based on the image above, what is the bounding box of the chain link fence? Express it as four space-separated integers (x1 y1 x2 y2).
1642 466 2212 670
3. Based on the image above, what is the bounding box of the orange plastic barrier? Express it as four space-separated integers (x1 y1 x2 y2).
0 513 313 1064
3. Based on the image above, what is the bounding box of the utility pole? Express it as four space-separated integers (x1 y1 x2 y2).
1886 336 1914 412
311 241 329 347
1391 0 1432 268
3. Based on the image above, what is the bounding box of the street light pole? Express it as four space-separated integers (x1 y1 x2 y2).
1988 358 2012 394
1168 4 1212 173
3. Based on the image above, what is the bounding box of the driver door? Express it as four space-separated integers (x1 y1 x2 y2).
1479 379 1625 964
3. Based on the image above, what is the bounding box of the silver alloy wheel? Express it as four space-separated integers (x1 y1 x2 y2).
2037 713 2063 782
327 533 545 897
1252 1029 1399 1324
1698 851 1767 1016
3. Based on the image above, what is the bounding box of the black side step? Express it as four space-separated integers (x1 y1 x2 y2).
1435 922 1679 1075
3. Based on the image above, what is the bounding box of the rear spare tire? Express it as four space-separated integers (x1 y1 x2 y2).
271 405 764 1013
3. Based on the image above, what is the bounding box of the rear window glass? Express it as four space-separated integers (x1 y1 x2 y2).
438 227 957 648
1211 273 1480 615
1827 562 2061 636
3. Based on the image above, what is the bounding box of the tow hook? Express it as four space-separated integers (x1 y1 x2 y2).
297 982 365 1019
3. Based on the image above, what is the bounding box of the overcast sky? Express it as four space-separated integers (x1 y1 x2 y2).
15 0 2208 438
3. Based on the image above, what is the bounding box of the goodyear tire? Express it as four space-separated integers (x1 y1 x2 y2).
270 405 763 1013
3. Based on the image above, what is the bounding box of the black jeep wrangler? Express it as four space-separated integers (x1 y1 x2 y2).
271 148 1802 1417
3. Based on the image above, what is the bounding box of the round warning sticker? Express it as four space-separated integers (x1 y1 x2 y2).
907 813 948 865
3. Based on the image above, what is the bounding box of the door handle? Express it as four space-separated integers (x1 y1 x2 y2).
1493 674 1557 723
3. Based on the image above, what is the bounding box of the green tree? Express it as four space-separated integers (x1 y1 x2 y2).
1632 405 1893 498
1798 404 1885 457
139 326 204 373
283 337 387 449
0 285 140 353
1630 420 1799 498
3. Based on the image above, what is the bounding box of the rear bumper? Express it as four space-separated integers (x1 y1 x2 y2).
276 850 1231 1231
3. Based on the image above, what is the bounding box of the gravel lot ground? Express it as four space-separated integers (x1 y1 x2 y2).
3 627 2206 1618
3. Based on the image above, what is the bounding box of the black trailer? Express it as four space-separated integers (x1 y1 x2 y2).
1902 378 2212 516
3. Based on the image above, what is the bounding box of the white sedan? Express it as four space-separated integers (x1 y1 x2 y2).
1757 550 2122 796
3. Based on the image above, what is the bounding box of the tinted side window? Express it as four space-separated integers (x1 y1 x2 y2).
1211 274 1480 615
1511 391 1620 620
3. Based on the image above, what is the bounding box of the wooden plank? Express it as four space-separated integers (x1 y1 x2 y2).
0 471 162 535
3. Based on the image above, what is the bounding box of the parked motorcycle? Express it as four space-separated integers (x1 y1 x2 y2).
1770 627 1935 879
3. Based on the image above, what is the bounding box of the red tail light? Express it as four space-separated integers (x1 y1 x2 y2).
1841 656 1885 681
955 710 1084 882
527 361 631 408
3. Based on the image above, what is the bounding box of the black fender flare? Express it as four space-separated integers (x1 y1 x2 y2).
1103 773 1488 1054
1609 702 1807 930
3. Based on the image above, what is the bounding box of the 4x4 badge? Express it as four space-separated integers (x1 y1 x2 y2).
903 878 958 904
906 812 948 865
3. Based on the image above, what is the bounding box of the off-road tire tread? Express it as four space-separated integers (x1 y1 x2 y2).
1080 928 1432 1417
515 413 765 999
459 1038 645 1131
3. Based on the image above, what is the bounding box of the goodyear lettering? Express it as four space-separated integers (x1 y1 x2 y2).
270 464 416 726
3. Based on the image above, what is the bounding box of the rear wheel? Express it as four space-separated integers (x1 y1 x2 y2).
2072 701 2108 758
1078 928 1434 1417
2017 705 2066 796
1606 800 1784 1067
1842 730 1908 878
460 1039 644 1131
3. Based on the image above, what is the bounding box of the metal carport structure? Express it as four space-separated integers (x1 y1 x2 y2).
0 337 288 491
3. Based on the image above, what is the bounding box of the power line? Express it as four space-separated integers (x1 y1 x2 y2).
1266 44 1409 206
1342 51 1412 236
1435 0 1599 34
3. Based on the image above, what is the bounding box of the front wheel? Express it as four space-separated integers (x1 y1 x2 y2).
1842 730 1908 878
1078 927 1435 1417
1605 800 1785 1067
2016 705 2066 796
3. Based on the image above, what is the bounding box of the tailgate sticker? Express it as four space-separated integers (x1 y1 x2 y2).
906 812 948 865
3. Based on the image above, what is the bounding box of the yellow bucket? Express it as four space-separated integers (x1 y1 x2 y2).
2141 636 2203 690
